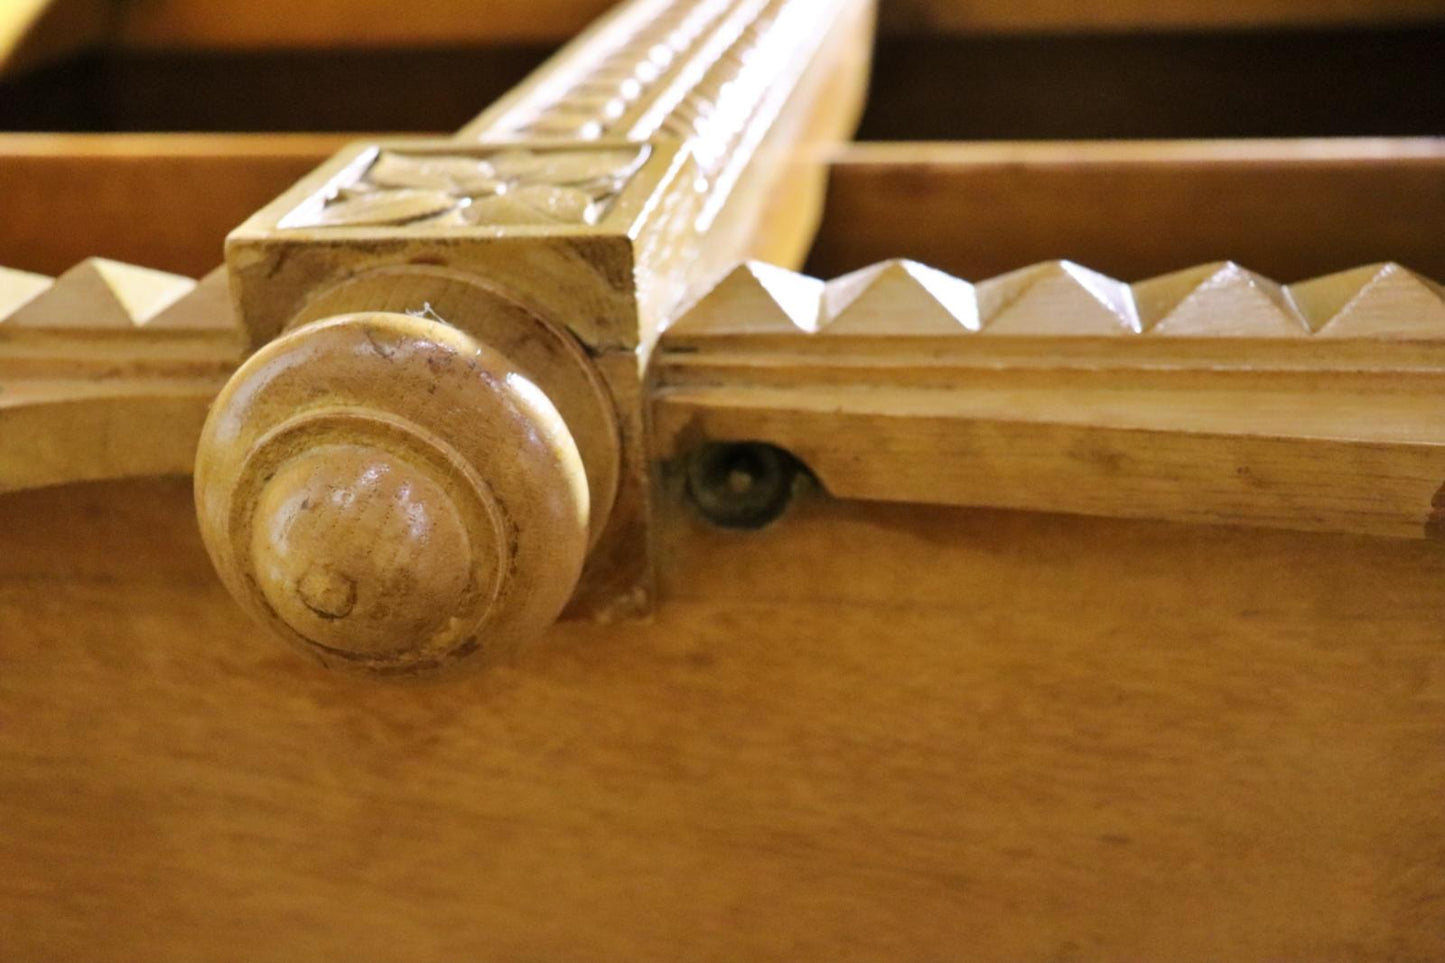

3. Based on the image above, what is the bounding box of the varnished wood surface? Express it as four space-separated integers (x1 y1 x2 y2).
808 139 1445 283
193 310 600 676
655 257 1445 540
0 262 240 494
196 0 875 661
5 137 1445 284
0 133 357 276
7 31 1440 140
1 476 1443 959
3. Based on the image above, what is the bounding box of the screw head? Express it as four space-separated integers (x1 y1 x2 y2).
685 442 799 530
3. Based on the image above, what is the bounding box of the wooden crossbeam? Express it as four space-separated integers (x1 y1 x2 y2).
656 258 1445 540
0 260 241 492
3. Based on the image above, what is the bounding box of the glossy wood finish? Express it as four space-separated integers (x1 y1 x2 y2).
6 137 1443 284
0 134 356 276
2 475 1443 959
190 0 875 671
3 6 1445 960
808 139 1445 283
195 311 600 676
657 257 1445 540
0 264 241 494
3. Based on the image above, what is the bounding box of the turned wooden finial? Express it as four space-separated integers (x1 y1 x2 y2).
195 311 598 676
191 0 872 676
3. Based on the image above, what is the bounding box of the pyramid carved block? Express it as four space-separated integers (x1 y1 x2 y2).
977 261 1139 335
1135 262 1310 337
6 258 195 329
668 262 824 336
0 267 52 319
144 267 238 332
1291 263 1445 339
822 259 978 335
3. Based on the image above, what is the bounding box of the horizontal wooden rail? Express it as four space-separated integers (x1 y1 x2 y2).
809 138 1445 283
656 256 1445 541
5 136 1445 281
0 133 363 275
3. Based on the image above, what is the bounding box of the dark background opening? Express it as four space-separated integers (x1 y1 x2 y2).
1 27 1441 138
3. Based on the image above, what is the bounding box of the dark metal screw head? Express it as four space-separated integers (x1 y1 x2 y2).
685 442 799 530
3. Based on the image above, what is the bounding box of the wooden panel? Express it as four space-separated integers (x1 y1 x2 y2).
1 475 1442 959
5 136 1445 286
0 134 354 276
809 139 1445 283
8 30 1440 139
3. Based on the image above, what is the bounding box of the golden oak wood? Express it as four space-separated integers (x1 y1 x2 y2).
5 137 1443 284
0 134 358 277
808 140 1445 284
0 263 241 494
2 5 1445 957
194 0 876 672
195 310 600 676
657 258 1445 540
2 475 1443 960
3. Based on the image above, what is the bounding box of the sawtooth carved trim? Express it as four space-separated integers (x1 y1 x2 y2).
665 258 1445 340
0 262 243 494
654 257 1445 543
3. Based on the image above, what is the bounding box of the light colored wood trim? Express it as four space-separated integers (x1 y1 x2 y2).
656 258 1445 540
0 263 243 494
0 132 361 159
830 138 1445 165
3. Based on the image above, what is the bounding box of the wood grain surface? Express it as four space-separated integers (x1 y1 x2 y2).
1 475 1443 959
6 137 1440 284
655 256 1445 541
809 140 1445 283
0 134 355 276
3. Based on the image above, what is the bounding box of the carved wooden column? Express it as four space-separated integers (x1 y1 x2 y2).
192 0 877 675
